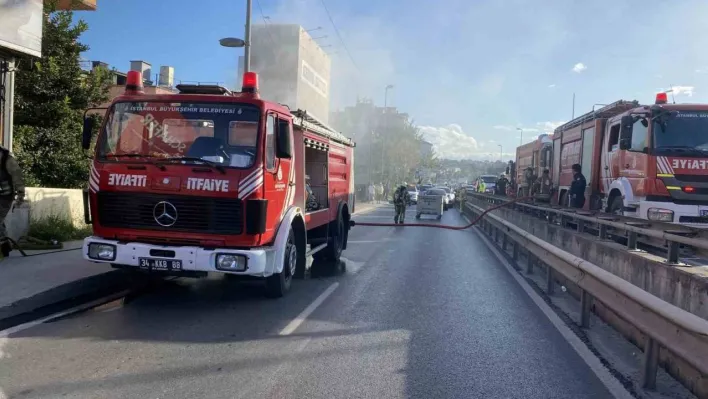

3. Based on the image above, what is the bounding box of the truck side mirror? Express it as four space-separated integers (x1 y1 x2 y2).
276 120 292 159
82 118 94 150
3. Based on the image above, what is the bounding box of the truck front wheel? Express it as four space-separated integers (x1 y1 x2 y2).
265 228 296 298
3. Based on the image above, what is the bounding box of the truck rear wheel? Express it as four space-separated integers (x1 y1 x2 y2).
265 228 296 298
608 195 623 215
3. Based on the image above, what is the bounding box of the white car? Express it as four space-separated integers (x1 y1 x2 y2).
407 188 419 204
439 187 455 203
424 188 450 211
431 187 452 210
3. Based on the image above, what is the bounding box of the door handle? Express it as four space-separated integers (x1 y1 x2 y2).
604 166 609 170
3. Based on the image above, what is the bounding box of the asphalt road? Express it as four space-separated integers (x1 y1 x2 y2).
0 204 615 399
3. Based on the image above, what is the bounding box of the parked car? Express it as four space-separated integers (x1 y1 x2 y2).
475 175 498 194
407 186 419 205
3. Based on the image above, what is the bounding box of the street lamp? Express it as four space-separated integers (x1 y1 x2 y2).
516 127 523 146
381 84 394 183
219 0 252 72
498 144 503 161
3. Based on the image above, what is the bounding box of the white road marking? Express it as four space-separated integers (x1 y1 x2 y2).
279 282 339 336
474 229 634 399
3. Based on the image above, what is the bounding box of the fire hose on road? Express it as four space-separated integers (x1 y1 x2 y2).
350 196 533 230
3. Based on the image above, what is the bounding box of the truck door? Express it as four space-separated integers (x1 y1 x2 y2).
601 122 621 193
262 113 293 229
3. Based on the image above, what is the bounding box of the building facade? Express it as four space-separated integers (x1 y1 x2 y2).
238 24 331 124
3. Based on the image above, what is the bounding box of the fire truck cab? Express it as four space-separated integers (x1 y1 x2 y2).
80 71 356 297
552 94 708 224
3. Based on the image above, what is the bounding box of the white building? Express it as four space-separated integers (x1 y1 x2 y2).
238 24 332 124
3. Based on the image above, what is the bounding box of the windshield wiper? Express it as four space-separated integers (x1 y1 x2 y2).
158 157 226 174
100 153 166 170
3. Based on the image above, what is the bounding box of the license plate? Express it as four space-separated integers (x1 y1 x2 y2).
139 257 182 270
701 210 708 217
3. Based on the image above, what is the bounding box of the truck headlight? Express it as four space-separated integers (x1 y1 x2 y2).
216 254 248 272
647 208 674 222
88 243 116 261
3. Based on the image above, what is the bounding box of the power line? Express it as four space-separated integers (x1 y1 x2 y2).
317 0 359 72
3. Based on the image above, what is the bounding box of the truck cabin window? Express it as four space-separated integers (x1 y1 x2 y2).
653 111 708 156
98 102 261 168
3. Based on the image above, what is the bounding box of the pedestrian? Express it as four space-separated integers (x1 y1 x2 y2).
375 183 384 204
383 182 390 203
569 163 586 209
0 146 25 257
392 183 411 224
368 183 375 203
524 166 535 196
535 169 553 203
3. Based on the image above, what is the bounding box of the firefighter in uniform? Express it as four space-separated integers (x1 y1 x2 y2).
534 169 553 202
495 174 509 196
569 164 587 208
393 183 411 224
0 147 25 257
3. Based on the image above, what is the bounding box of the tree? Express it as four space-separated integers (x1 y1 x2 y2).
12 6 111 188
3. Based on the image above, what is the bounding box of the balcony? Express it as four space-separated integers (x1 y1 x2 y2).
53 0 97 11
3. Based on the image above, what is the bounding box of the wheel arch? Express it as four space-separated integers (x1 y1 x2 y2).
272 206 306 275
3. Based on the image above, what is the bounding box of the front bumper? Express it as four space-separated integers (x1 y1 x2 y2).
82 237 276 277
637 201 708 226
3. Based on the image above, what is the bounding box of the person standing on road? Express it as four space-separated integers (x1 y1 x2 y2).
569 163 586 209
368 183 375 203
393 183 411 224
0 146 25 257
375 183 384 204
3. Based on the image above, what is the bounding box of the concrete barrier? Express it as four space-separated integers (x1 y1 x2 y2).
4 187 86 240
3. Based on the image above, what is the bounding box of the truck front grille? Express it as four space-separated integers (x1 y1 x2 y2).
97 192 243 234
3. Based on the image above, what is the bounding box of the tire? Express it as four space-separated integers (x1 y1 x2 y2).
416 213 421 219
314 210 345 262
608 195 623 215
436 215 442 220
265 228 296 298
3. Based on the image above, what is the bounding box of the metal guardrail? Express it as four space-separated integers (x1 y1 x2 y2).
463 200 708 392
465 192 708 264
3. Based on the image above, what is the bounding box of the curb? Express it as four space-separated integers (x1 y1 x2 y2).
0 269 136 331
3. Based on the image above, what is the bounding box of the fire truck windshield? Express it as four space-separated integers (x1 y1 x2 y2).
653 111 708 156
97 101 261 168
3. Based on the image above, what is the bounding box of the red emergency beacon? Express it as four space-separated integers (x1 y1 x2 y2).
242 72 259 93
655 92 668 105
125 70 144 94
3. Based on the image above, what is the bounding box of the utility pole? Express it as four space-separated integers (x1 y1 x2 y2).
498 144 503 161
516 127 523 146
244 0 252 73
381 84 393 183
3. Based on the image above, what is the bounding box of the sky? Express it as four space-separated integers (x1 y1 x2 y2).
78 0 708 161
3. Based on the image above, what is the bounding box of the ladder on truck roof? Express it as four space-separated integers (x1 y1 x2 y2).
292 109 355 147
553 100 640 134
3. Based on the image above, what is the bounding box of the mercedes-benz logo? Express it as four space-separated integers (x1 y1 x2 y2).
153 201 178 227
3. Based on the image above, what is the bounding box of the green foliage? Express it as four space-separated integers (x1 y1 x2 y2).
13 8 111 188
28 214 91 242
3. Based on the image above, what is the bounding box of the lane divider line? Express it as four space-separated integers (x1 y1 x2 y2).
474 228 634 399
279 282 339 336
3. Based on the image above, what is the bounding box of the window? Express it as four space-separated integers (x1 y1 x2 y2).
265 114 276 170
631 119 648 151
277 118 291 157
608 124 620 151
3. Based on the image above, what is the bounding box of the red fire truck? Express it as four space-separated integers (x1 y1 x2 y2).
513 133 553 196
80 71 356 297
550 94 708 224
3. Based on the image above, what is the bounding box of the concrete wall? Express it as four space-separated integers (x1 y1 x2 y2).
5 187 86 240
